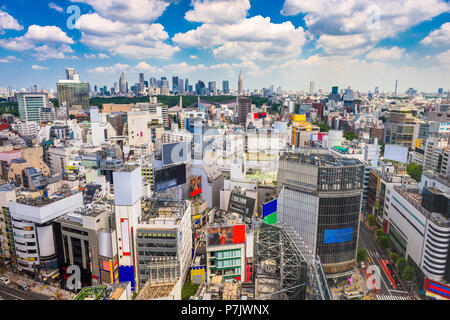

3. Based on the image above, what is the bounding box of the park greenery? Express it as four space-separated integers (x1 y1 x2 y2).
343 130 358 141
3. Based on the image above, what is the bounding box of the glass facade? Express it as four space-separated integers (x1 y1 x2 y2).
57 82 89 110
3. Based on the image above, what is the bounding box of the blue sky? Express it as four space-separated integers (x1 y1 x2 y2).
0 0 449 93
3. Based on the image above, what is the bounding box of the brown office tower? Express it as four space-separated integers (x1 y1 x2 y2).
238 97 252 125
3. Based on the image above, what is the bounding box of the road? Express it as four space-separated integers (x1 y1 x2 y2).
358 222 408 298
0 283 51 300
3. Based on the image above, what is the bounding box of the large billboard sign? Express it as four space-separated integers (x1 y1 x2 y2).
206 225 245 246
154 164 187 192
262 199 277 225
190 175 202 198
162 142 189 167
424 278 450 300
384 144 408 163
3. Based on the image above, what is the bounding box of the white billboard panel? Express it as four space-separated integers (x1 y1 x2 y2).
384 144 408 163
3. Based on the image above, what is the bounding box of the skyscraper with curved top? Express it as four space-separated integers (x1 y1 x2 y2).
238 70 243 96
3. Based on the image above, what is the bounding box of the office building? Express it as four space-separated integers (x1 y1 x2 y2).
238 97 252 125
139 73 145 94
223 81 230 95
208 81 217 96
310 81 315 95
172 76 179 92
277 150 365 278
384 112 421 149
238 70 243 96
17 92 49 123
119 72 127 95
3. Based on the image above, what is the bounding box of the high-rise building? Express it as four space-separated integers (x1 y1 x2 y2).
223 80 229 94
30 85 38 93
57 68 89 113
139 73 145 94
149 77 156 88
185 79 189 92
309 81 315 95
277 150 364 278
172 76 179 92
394 80 398 95
196 81 206 96
238 96 252 125
238 70 244 95
208 81 216 95
179 79 184 93
119 72 127 95
17 92 49 123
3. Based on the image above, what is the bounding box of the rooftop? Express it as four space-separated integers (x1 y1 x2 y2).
280 150 363 167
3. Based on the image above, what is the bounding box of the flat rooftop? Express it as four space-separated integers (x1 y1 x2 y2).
16 190 79 207
280 150 362 167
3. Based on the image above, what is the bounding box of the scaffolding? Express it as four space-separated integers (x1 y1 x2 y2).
136 257 180 300
254 222 332 300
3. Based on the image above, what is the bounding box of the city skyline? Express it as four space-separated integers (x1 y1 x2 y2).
0 0 448 92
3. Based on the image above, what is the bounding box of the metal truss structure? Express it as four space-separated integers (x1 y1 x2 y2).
254 222 332 300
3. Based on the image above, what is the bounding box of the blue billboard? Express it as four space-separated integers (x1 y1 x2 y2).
324 228 353 244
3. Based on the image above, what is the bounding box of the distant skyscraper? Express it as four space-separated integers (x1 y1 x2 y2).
94 85 98 93
238 96 251 125
223 80 229 94
57 68 89 114
309 81 315 95
172 76 179 92
208 81 216 95
179 79 184 93
139 73 145 94
196 81 206 95
331 86 338 94
114 82 118 94
119 72 127 95
185 79 189 92
394 80 398 95
149 77 156 88
438 88 443 95
238 70 243 95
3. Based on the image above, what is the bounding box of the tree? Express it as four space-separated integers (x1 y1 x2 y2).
318 123 331 132
343 131 358 141
391 252 399 264
357 248 367 263
376 228 384 239
402 265 416 283
397 257 408 274
368 215 377 227
379 235 391 249
406 163 423 182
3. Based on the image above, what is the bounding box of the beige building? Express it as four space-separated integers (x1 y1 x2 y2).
8 146 51 186
102 104 134 114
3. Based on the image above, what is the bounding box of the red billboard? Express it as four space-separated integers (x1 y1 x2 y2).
207 225 245 246
190 176 202 198
424 278 450 300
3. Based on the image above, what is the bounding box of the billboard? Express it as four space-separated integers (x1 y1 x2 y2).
262 199 277 225
424 278 450 300
191 266 206 284
254 112 267 119
162 141 189 167
154 164 187 192
207 225 245 246
324 227 353 244
120 218 131 256
384 144 408 163
190 175 202 198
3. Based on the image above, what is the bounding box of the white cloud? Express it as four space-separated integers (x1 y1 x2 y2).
421 22 450 47
23 25 74 44
84 53 110 59
185 0 250 25
173 16 306 61
33 44 77 61
0 9 23 32
74 13 178 59
281 0 450 55
0 56 20 63
32 65 48 70
366 46 405 61
435 49 450 65
48 3 64 13
69 0 172 23
190 55 199 60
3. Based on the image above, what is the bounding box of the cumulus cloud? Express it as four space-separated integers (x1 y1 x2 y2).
84 53 110 59
174 16 307 61
185 0 250 25
421 22 450 47
281 0 450 55
74 13 179 59
0 56 20 63
69 0 173 23
0 25 75 60
366 46 405 61
0 9 23 32
190 55 199 60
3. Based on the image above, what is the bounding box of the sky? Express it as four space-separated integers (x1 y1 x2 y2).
0 0 449 93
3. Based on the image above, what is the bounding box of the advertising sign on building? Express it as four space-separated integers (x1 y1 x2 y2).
206 225 245 246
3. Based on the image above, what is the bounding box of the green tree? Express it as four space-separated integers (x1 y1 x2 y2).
318 123 331 132
397 257 408 274
376 228 384 239
343 131 358 141
357 248 367 263
390 252 399 264
406 163 423 182
182 279 199 300
368 214 377 227
402 265 416 283
379 235 391 249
